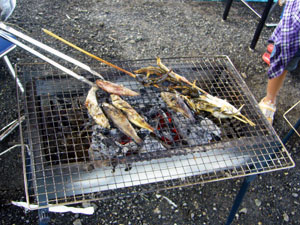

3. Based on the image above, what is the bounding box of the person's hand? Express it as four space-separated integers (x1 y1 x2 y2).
278 0 286 6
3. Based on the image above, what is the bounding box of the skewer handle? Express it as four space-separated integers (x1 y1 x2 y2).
0 30 95 87
0 22 104 80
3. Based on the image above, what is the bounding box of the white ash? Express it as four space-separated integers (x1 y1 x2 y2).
140 134 167 153
171 113 221 146
89 125 123 159
89 109 222 160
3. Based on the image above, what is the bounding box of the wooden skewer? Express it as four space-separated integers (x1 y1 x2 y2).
42 28 137 79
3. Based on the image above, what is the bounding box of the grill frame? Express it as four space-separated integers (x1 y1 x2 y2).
17 56 295 209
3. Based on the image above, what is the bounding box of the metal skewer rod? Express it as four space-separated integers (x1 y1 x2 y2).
43 28 137 79
0 22 104 80
0 30 95 87
0 115 25 142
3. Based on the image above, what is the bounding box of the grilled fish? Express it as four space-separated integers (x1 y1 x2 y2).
85 86 110 128
96 80 139 96
161 92 195 122
110 94 154 133
102 102 143 144
134 66 165 77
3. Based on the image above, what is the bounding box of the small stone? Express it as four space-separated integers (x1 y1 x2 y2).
82 202 91 208
255 199 262 207
153 207 161 214
191 213 195 219
73 219 82 225
292 193 298 198
283 212 289 222
239 208 247 214
91 202 98 211
129 40 136 44
235 213 239 220
136 36 143 41
241 73 247 79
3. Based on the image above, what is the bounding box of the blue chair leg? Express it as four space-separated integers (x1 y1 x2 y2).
222 0 234 21
250 0 274 49
225 174 257 225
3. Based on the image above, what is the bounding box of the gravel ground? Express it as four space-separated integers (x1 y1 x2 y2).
0 0 299 224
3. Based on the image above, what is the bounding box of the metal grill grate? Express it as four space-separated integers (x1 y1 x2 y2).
17 56 294 209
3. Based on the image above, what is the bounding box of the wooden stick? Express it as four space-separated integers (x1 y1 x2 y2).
42 28 136 78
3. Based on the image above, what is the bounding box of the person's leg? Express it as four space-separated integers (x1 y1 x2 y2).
264 70 288 104
259 70 288 124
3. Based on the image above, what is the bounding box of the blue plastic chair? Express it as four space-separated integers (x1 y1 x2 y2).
0 33 24 92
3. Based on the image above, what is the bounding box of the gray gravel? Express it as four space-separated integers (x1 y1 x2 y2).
0 0 299 224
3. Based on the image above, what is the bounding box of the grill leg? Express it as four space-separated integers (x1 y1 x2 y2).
222 0 234 20
282 118 300 145
250 0 274 50
222 0 274 50
226 118 300 225
225 175 257 225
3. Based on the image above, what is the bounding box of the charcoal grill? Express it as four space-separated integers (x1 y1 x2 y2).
17 56 294 209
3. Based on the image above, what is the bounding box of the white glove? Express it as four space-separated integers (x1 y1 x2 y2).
0 0 16 21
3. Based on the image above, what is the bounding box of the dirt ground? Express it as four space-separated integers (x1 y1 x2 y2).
0 0 299 224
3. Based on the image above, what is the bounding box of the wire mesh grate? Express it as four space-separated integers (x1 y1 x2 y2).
17 56 294 208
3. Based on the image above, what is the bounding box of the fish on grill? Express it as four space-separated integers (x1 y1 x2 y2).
110 94 154 133
85 86 110 128
96 79 139 96
102 102 143 144
161 92 195 122
134 66 165 77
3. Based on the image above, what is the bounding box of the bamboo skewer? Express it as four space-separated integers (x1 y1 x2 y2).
43 28 137 79
43 29 210 95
